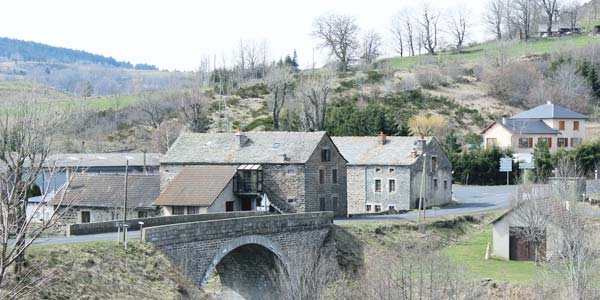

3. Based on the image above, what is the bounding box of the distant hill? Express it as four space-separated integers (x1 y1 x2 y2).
0 37 157 70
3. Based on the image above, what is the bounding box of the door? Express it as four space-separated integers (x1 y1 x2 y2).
81 211 90 223
241 197 252 211
319 197 326 211
509 227 546 261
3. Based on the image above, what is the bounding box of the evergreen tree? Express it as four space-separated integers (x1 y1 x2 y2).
533 141 553 182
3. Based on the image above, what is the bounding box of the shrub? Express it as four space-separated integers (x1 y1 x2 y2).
415 65 448 89
236 82 268 98
366 70 384 84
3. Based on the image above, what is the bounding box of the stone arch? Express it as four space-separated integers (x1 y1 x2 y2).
201 235 288 299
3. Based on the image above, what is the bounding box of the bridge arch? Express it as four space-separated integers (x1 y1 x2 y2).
201 235 289 300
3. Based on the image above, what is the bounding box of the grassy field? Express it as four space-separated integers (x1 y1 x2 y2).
380 35 600 69
443 225 538 283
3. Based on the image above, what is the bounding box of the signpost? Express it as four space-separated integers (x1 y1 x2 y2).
499 157 512 185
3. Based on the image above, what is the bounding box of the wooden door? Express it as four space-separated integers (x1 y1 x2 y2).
509 228 546 261
226 201 234 212
241 197 252 211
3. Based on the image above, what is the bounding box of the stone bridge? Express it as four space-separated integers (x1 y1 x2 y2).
141 212 334 299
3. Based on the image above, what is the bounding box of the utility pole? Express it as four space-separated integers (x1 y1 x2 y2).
122 160 129 243
417 138 427 223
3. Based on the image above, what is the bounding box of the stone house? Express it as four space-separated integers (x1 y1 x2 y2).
332 134 452 214
157 130 348 217
51 174 160 224
482 102 589 162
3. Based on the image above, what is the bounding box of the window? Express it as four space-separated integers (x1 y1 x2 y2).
431 156 437 173
433 178 438 189
444 180 448 189
388 179 396 193
111 212 119 220
366 204 372 212
226 201 234 212
286 166 296 176
332 169 338 184
573 121 580 131
518 137 533 148
81 211 90 223
375 179 382 192
389 168 395 173
287 198 296 203
537 137 552 148
321 148 331 162
559 120 565 130
319 197 326 211
388 205 396 211
172 206 185 215
486 138 497 148
571 138 582 147
332 197 338 210
557 138 569 148
319 169 325 184
137 211 147 219
374 205 381 212
375 168 381 173
187 206 200 215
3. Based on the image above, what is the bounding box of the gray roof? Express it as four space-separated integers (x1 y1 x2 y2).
44 152 163 168
510 103 589 120
52 174 160 209
162 131 328 164
498 119 561 135
332 136 432 166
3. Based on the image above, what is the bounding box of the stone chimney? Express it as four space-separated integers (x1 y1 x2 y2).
378 132 387 145
410 148 418 159
235 128 248 146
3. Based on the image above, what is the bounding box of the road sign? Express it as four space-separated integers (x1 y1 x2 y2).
519 162 535 169
499 157 512 172
115 222 130 229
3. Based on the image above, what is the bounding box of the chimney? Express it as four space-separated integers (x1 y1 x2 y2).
501 117 506 125
378 132 387 145
235 128 247 146
279 153 288 162
410 148 418 159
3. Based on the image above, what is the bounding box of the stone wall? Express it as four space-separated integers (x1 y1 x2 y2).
365 165 412 211
58 206 154 226
346 167 366 214
304 135 348 217
410 139 453 208
262 164 306 211
142 211 333 295
67 211 268 236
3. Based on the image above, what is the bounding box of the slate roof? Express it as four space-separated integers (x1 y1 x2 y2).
331 136 432 166
510 103 589 120
162 131 328 164
52 174 160 209
497 119 561 135
44 152 163 168
154 166 237 207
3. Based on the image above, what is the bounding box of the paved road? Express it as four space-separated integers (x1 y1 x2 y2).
33 230 141 246
335 185 516 224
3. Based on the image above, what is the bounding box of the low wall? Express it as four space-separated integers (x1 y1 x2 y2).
142 211 334 246
66 211 269 236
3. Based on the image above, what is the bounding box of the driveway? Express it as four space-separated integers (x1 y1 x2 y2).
335 185 516 224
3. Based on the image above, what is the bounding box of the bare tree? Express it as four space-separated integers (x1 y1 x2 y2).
152 119 182 153
484 0 506 40
298 70 335 131
539 0 560 36
396 9 417 56
390 14 404 57
447 7 470 52
564 0 581 32
312 14 360 71
527 63 592 113
511 184 553 265
513 0 538 39
418 5 441 55
0 98 77 299
265 66 295 130
360 30 382 64
135 92 176 129
178 89 211 133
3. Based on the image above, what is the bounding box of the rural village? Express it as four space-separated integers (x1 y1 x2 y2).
2 0 600 299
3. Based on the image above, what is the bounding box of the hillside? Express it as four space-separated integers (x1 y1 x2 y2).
7 241 209 300
0 37 157 70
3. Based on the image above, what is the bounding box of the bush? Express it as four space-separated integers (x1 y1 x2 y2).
415 65 448 89
366 70 384 84
452 147 520 185
236 82 268 98
482 61 542 106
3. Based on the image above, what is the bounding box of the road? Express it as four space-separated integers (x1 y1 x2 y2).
33 230 141 246
335 185 516 224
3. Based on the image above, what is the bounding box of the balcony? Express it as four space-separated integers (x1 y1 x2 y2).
233 165 263 195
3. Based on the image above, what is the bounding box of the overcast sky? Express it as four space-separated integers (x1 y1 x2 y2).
2 0 494 71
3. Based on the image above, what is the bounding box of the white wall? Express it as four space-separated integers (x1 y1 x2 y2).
492 216 510 260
